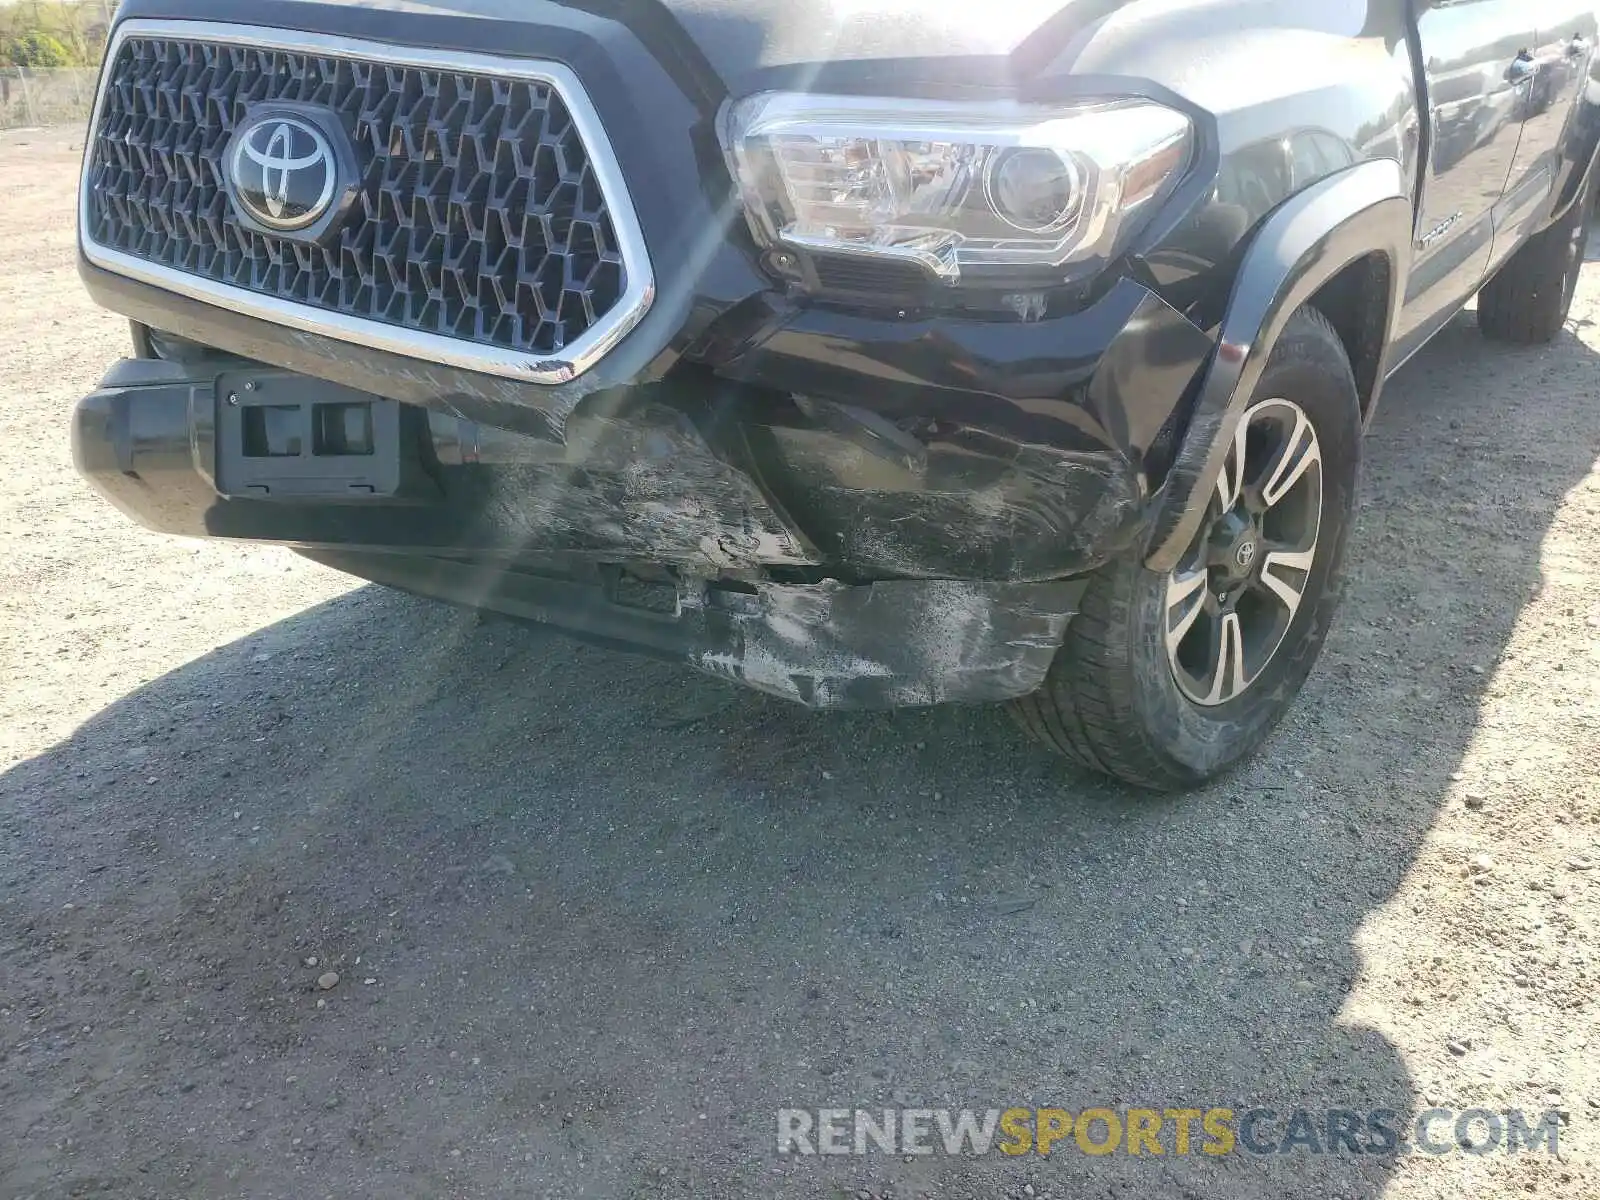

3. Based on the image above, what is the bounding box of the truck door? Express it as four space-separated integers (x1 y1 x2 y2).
1490 0 1598 263
1394 0 1538 354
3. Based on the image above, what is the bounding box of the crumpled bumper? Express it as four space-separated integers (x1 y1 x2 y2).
298 549 1088 707
70 357 821 572
70 275 1209 707
75 270 1214 583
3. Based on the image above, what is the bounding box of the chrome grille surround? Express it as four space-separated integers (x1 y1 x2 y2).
79 20 655 384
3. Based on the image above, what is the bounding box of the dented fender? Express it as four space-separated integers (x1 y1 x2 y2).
713 278 1215 581
1142 159 1413 573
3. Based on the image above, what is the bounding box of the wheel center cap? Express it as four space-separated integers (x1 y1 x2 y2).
1207 510 1260 584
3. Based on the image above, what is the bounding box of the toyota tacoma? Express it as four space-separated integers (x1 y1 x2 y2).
70 1 1600 788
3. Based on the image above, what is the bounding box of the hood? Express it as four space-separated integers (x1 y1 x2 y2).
643 0 1121 75
294 0 1131 87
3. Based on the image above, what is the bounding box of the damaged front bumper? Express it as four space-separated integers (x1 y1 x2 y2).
74 271 1214 582
299 550 1088 707
71 275 1210 708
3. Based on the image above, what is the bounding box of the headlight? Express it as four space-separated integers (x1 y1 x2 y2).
721 93 1192 286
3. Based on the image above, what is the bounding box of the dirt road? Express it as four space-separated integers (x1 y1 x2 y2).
2 126 1598 1199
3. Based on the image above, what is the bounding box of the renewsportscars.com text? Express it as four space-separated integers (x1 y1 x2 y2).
777 1106 1562 1157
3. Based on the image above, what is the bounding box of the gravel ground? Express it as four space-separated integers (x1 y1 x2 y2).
2 125 1598 1200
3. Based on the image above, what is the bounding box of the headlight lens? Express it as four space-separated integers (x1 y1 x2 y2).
722 93 1192 285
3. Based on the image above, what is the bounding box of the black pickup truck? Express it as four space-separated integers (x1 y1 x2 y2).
71 1 1600 788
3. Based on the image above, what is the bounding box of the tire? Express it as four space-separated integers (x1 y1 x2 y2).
1010 306 1361 790
1478 177 1594 344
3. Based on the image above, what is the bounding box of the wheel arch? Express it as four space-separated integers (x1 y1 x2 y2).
1307 252 1393 428
1142 159 1412 573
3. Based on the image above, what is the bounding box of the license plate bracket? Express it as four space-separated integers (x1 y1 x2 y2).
215 371 403 500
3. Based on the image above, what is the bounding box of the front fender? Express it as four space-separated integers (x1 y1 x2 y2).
1142 158 1413 573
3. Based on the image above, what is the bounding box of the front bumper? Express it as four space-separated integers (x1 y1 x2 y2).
70 278 1199 706
72 361 1085 706
77 270 1213 582
72 353 1088 704
73 355 1085 706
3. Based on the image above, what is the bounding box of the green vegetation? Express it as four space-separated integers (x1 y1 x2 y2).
1 1 115 69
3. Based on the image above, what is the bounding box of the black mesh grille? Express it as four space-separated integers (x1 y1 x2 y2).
84 35 628 358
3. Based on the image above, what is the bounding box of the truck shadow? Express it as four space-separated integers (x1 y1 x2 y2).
3 308 1596 1199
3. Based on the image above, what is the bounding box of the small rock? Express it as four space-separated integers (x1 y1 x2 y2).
1447 1039 1471 1057
363 977 377 986
1568 857 1595 871
1469 853 1494 874
1463 793 1486 811
1469 664 1485 676
316 971 340 991
303 956 318 968
993 895 1037 915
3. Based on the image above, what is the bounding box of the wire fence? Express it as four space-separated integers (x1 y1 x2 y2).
0 67 99 130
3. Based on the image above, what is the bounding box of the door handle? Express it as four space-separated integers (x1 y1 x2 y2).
1508 50 1536 85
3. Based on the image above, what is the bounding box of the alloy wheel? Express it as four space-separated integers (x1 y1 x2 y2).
1164 397 1323 706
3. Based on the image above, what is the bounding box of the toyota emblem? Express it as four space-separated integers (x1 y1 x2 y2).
228 113 338 231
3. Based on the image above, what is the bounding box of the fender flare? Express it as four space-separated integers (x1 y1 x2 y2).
1142 158 1413 573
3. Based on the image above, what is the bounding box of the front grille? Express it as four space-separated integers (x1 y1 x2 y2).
83 28 635 368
